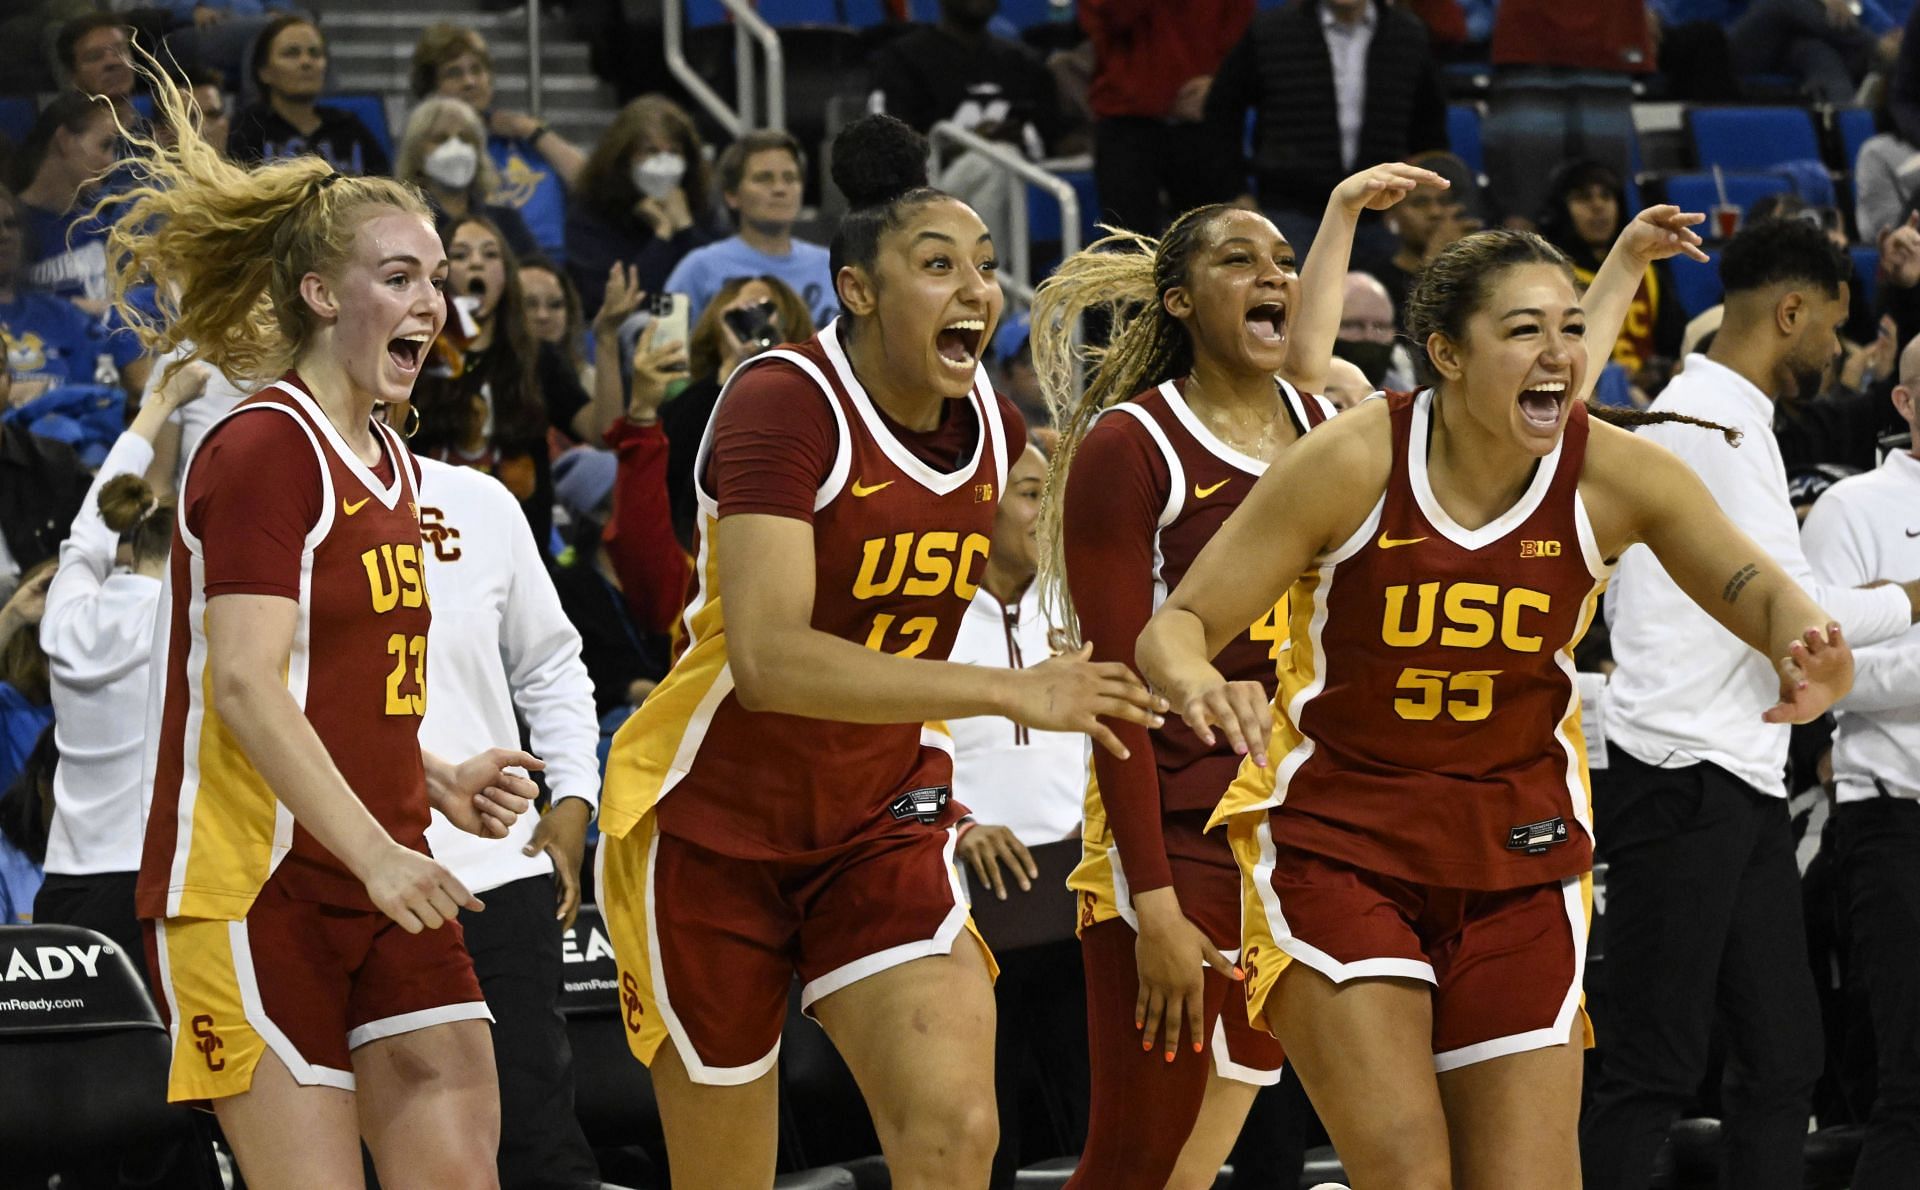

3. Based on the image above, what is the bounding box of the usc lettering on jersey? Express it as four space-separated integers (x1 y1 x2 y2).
138 381 431 920
1211 389 1610 890
600 325 1013 856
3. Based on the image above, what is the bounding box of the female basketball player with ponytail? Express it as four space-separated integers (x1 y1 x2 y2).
103 68 541 1187
1034 161 1442 1190
594 114 1163 1190
1138 210 1853 1188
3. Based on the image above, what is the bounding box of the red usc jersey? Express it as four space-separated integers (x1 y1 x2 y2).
600 326 1017 857
1213 389 1609 890
139 379 431 920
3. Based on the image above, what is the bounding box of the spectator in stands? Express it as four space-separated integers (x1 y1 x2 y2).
945 440 1092 1187
1319 353 1373 408
1080 0 1253 235
0 726 52 923
1587 217 1920 1190
33 362 207 965
0 560 55 900
566 95 719 315
411 23 585 263
0 184 141 404
1855 117 1920 242
412 215 580 555
14 94 123 313
1537 159 1686 392
1335 270 1416 389
152 66 233 158
1889 0 1920 146
0 363 90 603
160 0 297 100
657 273 815 549
395 97 540 259
987 310 1048 445
520 256 593 391
663 130 835 329
1355 149 1480 327
227 15 391 175
1204 0 1449 254
55 14 137 125
1730 0 1904 105
1482 0 1652 229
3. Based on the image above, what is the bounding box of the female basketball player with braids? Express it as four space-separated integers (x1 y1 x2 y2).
594 114 1162 1190
1137 215 1854 1187
1033 162 1442 1189
103 68 541 1187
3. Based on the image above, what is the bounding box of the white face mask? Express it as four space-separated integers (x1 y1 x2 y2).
423 137 479 190
631 152 686 200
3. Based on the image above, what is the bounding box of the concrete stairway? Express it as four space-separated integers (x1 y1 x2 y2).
316 0 619 150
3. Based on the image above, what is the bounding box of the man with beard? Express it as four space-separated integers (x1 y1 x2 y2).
1585 216 1920 1190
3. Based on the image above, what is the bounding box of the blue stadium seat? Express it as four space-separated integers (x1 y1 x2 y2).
1447 102 1482 176
1688 106 1821 172
0 96 37 146
688 0 730 26
1027 165 1099 270
326 92 393 165
1662 172 1793 231
1667 251 1723 319
1851 244 1879 310
1835 106 1876 173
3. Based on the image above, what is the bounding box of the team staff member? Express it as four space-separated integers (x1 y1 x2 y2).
1799 337 1920 1189
1139 210 1853 1187
106 71 540 1187
595 115 1164 1190
1588 219 1920 1190
1037 162 1442 1190
405 445 605 1190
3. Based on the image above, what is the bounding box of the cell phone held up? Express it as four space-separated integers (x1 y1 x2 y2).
650 291 691 364
722 299 780 353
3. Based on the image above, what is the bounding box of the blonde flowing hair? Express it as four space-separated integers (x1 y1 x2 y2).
99 46 432 391
1029 205 1232 644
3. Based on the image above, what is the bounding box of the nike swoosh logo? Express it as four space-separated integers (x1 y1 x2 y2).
1376 531 1428 550
1908 528 1920 538
1193 478 1230 499
342 497 370 516
851 479 893 498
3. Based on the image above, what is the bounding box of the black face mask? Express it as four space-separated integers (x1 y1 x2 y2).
1335 339 1396 386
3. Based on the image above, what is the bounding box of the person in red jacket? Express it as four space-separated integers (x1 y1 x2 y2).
1079 0 1253 236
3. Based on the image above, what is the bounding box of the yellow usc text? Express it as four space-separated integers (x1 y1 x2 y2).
854 531 992 658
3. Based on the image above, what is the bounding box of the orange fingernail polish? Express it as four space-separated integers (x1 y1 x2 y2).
1142 1039 1152 1051
1192 1041 1203 1053
1164 1051 1175 1064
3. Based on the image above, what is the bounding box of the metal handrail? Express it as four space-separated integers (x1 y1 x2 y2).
660 0 787 139
928 121 1082 304
525 2 542 118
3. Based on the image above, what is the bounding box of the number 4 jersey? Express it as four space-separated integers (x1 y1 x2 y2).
1213 388 1611 891
138 376 431 921
599 322 1021 857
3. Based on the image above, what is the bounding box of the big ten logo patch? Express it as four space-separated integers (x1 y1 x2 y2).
1381 582 1553 654
620 972 645 1034
191 1013 225 1071
362 542 427 613
1519 539 1562 558
418 506 462 562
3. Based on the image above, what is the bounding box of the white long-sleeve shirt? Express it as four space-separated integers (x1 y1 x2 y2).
415 458 601 894
39 432 163 875
1801 448 1920 803
141 345 248 489
1604 354 1912 798
946 584 1089 847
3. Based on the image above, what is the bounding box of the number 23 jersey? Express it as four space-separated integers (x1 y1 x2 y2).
1213 388 1612 890
599 322 1021 857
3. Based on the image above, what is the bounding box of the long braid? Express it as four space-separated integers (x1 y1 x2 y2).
1031 208 1229 645
1587 402 1742 445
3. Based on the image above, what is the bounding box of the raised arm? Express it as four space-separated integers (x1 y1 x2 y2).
1579 205 1708 396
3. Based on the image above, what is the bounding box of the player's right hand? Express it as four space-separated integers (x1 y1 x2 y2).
363 845 483 934
1134 886 1241 1063
1177 678 1274 768
1012 643 1166 759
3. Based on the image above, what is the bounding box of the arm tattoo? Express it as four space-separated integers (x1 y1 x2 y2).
1722 562 1760 604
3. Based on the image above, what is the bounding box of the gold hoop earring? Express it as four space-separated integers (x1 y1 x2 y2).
401 404 421 440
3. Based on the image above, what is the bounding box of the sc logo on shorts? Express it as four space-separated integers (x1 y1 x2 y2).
620 971 645 1034
191 1013 225 1071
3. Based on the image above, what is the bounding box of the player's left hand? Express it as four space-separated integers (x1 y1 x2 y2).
1763 623 1853 724
525 796 592 929
1616 205 1710 266
1331 162 1447 216
436 748 544 838
958 823 1037 901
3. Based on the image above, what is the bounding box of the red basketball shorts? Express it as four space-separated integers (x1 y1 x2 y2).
1231 815 1592 1072
595 814 997 1086
145 868 490 1103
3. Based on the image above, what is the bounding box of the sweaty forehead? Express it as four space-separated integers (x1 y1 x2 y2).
1201 208 1285 250
355 210 444 267
1480 263 1579 316
891 196 989 248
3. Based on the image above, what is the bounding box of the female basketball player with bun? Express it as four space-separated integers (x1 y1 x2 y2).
1137 211 1854 1187
1033 161 1443 1189
103 69 542 1187
595 113 1163 1190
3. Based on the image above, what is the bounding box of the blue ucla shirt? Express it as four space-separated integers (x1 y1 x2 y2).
489 135 567 263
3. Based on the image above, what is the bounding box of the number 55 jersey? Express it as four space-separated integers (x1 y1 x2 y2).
1212 388 1612 891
